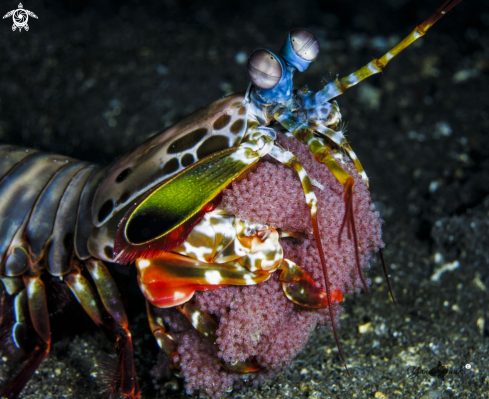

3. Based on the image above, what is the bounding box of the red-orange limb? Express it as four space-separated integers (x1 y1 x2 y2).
311 212 350 376
349 199 369 295
336 179 369 294
142 283 226 309
136 253 270 308
119 332 138 398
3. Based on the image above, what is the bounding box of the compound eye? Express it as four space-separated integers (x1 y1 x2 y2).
247 49 283 90
289 28 319 61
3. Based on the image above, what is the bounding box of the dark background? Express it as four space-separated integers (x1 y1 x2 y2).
0 0 488 398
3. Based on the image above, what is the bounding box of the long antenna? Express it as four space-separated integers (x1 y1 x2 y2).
309 0 464 104
379 248 396 304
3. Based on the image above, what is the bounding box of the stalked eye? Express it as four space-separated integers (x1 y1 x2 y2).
247 49 283 90
289 28 319 61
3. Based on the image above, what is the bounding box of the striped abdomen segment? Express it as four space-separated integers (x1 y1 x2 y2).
0 145 103 278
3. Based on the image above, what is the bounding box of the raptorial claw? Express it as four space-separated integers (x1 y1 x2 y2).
146 302 181 375
279 259 344 308
177 302 219 344
219 357 261 373
136 252 270 308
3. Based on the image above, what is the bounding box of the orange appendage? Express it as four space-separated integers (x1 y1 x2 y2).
137 263 225 308
136 253 270 308
140 281 226 308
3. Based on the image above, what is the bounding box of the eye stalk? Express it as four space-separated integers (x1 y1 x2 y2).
247 49 283 90
280 28 319 72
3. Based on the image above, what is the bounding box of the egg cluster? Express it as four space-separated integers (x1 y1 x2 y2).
151 135 383 397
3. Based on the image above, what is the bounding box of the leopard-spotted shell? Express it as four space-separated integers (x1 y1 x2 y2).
89 93 250 262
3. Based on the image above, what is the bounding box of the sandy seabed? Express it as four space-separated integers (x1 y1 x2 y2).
0 0 487 398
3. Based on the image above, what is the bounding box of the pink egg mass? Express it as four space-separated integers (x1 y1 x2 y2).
150 135 384 397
